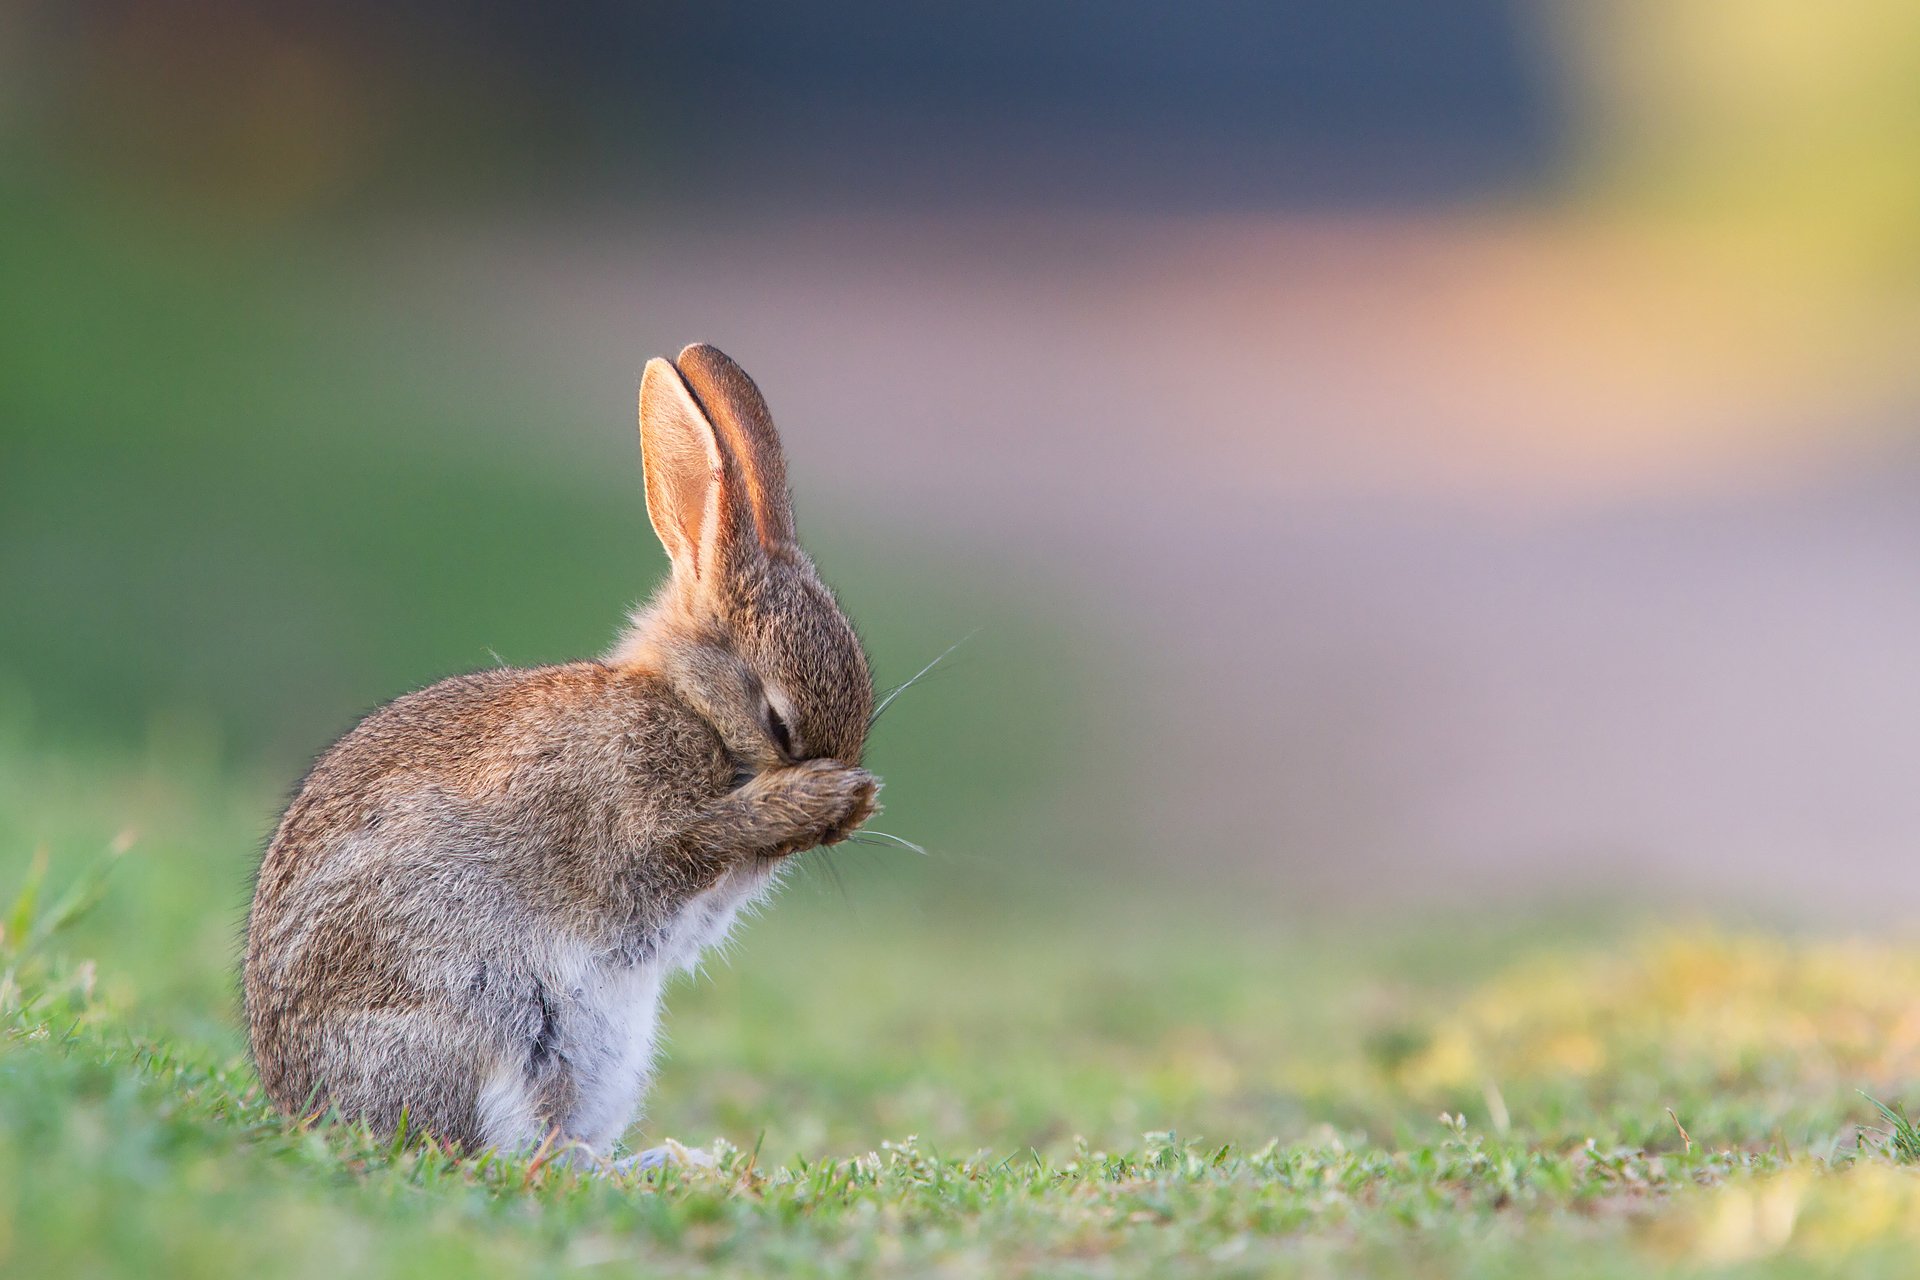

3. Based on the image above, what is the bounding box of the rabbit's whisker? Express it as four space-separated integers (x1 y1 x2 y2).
871 631 977 726
849 830 929 857
812 846 850 903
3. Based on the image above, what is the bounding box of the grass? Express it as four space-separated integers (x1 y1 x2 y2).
7 732 1920 1278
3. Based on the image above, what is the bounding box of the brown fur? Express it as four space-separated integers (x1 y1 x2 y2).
244 345 877 1156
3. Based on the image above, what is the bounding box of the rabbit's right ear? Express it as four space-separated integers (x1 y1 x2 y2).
673 344 795 551
639 357 740 586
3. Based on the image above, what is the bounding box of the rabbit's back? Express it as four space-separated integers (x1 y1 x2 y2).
244 660 726 1145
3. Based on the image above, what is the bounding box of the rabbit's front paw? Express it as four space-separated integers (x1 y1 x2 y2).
758 758 880 856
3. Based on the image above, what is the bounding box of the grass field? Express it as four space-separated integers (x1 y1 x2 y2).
8 730 1920 1278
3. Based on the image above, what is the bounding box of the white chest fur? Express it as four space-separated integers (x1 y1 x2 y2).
476 863 779 1156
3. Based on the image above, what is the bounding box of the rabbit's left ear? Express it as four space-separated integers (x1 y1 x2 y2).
639 356 745 586
673 344 797 551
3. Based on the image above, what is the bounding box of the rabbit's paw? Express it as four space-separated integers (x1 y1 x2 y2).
759 759 880 856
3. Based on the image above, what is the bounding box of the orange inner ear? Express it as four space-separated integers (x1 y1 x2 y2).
639 359 732 581
653 436 719 576
728 442 782 552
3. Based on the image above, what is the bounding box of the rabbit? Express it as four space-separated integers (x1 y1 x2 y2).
243 343 879 1168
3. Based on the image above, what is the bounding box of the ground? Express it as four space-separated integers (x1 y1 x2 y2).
5 732 1920 1279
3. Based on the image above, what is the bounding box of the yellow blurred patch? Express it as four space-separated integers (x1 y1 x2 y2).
1398 929 1920 1097
1650 1164 1920 1264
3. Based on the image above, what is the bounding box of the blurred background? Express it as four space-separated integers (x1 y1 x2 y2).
6 0 1920 929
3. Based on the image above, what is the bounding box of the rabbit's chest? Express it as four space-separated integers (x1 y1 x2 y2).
551 951 668 1145
548 866 775 1148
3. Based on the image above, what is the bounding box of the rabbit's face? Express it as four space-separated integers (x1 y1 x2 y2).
730 554 873 767
657 554 872 777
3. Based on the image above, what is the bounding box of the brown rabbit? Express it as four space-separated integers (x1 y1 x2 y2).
244 344 878 1167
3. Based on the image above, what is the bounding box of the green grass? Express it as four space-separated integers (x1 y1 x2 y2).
8 733 1920 1278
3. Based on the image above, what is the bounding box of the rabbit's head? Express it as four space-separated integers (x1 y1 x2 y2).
617 344 873 775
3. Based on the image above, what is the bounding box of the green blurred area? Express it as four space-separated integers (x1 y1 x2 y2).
0 178 1107 915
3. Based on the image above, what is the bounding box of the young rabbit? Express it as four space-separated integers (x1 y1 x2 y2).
244 344 878 1167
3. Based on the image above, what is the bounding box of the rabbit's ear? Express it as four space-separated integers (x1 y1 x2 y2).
673 344 796 550
639 356 742 585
